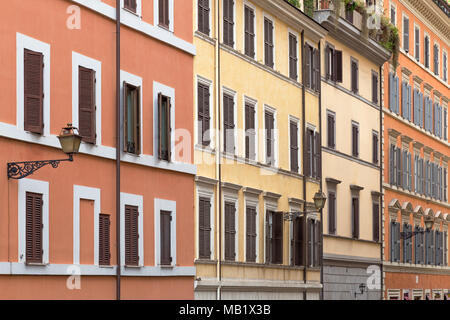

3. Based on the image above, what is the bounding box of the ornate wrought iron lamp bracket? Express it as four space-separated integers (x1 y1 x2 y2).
7 154 73 180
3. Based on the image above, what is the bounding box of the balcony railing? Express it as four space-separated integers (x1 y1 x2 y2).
432 0 450 17
315 0 363 31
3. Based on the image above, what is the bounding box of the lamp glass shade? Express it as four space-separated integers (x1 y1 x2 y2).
424 219 433 230
57 124 82 155
313 191 327 210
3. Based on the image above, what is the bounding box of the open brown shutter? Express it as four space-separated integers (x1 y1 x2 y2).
314 48 320 92
303 45 311 88
123 82 129 152
314 132 321 178
158 93 163 159
24 49 43 134
328 192 336 234
273 212 283 264
160 210 172 265
353 198 360 239
79 67 96 144
265 211 271 263
99 214 111 266
125 205 139 266
26 192 43 264
305 129 312 177
335 50 342 82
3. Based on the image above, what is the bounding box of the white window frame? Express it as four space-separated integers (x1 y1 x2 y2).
287 29 300 81
196 75 214 148
264 105 278 167
326 109 336 149
243 95 258 162
18 178 50 265
153 81 176 162
389 2 397 26
242 1 257 59
222 191 239 261
121 0 142 18
288 115 301 173
72 52 102 147
414 24 421 62
244 195 259 263
197 0 212 37
442 49 448 82
72 185 101 266
120 70 143 156
262 12 276 69
263 199 278 264
196 184 215 260
351 120 360 158
16 33 51 137
387 289 401 300
222 0 236 49
154 0 174 32
433 41 440 77
120 192 144 267
221 86 238 156
424 32 431 70
154 198 177 267
402 13 410 53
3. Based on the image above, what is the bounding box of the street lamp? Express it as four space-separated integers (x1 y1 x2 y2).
280 190 327 221
400 216 434 240
7 124 82 179
313 191 327 211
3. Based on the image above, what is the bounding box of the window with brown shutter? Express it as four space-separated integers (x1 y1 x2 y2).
158 93 171 161
312 219 322 267
373 203 380 242
244 5 255 59
198 0 210 35
245 103 256 160
124 0 137 13
328 192 336 234
351 59 359 94
199 197 211 259
305 128 314 178
123 83 141 155
314 131 321 179
198 83 211 146
24 49 44 134
290 121 299 173
313 48 320 93
264 18 274 68
372 132 379 164
372 71 379 104
223 93 235 154
125 205 139 266
266 210 283 264
291 216 305 266
352 197 360 239
159 0 170 29
289 33 298 80
26 192 43 264
223 0 234 47
224 202 236 261
78 66 96 144
303 44 311 89
99 214 111 266
160 210 172 265
352 122 359 157
265 110 275 166
327 112 335 149
335 50 343 83
246 207 257 262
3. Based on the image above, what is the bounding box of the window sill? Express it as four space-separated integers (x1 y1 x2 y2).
159 264 174 268
122 7 141 19
98 265 114 269
25 262 49 267
124 265 141 268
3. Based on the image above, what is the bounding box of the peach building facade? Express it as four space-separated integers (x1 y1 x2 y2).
0 0 196 299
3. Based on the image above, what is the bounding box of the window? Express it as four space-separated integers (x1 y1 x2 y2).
414 26 420 61
198 0 210 35
352 197 359 239
390 221 401 262
78 66 96 144
413 88 424 127
434 103 442 138
414 226 424 264
402 81 412 121
99 214 111 266
123 83 141 155
265 109 275 166
389 144 402 187
291 216 305 266
308 219 321 267
244 5 255 59
351 122 359 157
373 202 380 242
160 210 172 265
223 92 235 154
403 16 409 52
424 35 430 69
264 17 274 68
444 168 448 202
24 49 44 134
245 102 256 160
402 223 413 263
435 231 443 266
325 45 342 83
390 4 396 25
305 128 320 179
444 51 448 82
433 43 439 76
444 108 448 141
290 120 299 173
304 44 320 92
372 131 379 164
26 192 43 264
198 197 212 259
327 111 335 149
266 210 283 264
124 0 137 13
197 82 211 146
402 150 412 191
158 93 172 161
289 33 298 80
351 58 359 94
223 0 234 47
158 0 170 28
328 192 336 235
224 202 236 261
424 96 433 132
425 229 435 265
246 206 257 262
125 205 139 266
372 71 379 104
389 72 400 114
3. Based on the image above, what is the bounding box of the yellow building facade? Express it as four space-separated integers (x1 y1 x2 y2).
193 0 327 299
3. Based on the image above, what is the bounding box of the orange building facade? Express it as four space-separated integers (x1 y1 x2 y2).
0 0 196 299
382 0 450 300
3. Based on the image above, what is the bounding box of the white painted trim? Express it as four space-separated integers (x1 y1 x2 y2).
73 185 101 266
70 0 195 56
120 192 144 267
18 178 49 265
287 28 300 81
262 12 276 70
154 198 177 267
244 195 259 263
196 184 215 260
243 95 258 162
222 190 239 261
72 52 102 146
16 33 51 136
154 0 174 32
242 1 257 60
153 81 176 162
196 75 214 149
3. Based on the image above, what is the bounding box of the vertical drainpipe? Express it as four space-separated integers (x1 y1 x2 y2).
300 30 307 301
379 65 384 300
318 40 323 301
216 0 223 301
115 0 121 301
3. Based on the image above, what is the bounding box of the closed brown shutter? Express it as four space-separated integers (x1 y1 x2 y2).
372 73 379 104
290 121 299 172
325 46 331 80
352 198 359 239
223 94 235 153
327 114 335 148
328 192 336 234
303 44 311 88
78 66 96 144
292 216 304 266
314 132 321 178
314 220 322 266
305 129 312 177
373 203 380 242
264 18 274 68
198 83 211 146
352 124 359 157
373 133 379 164
244 6 255 58
99 214 111 266
313 48 320 92
199 197 211 259
335 50 343 83
245 103 255 159
223 0 234 47
289 34 298 80
225 202 236 261
160 210 172 265
124 0 137 13
351 60 359 93
273 212 283 264
158 94 171 161
125 205 139 266
159 0 169 28
246 207 256 262
123 83 140 154
24 49 43 134
265 211 271 263
198 0 210 35
26 192 43 264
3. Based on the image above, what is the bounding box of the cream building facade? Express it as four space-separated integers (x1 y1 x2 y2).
193 0 327 300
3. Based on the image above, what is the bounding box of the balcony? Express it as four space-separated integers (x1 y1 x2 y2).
432 0 450 17
315 0 363 30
